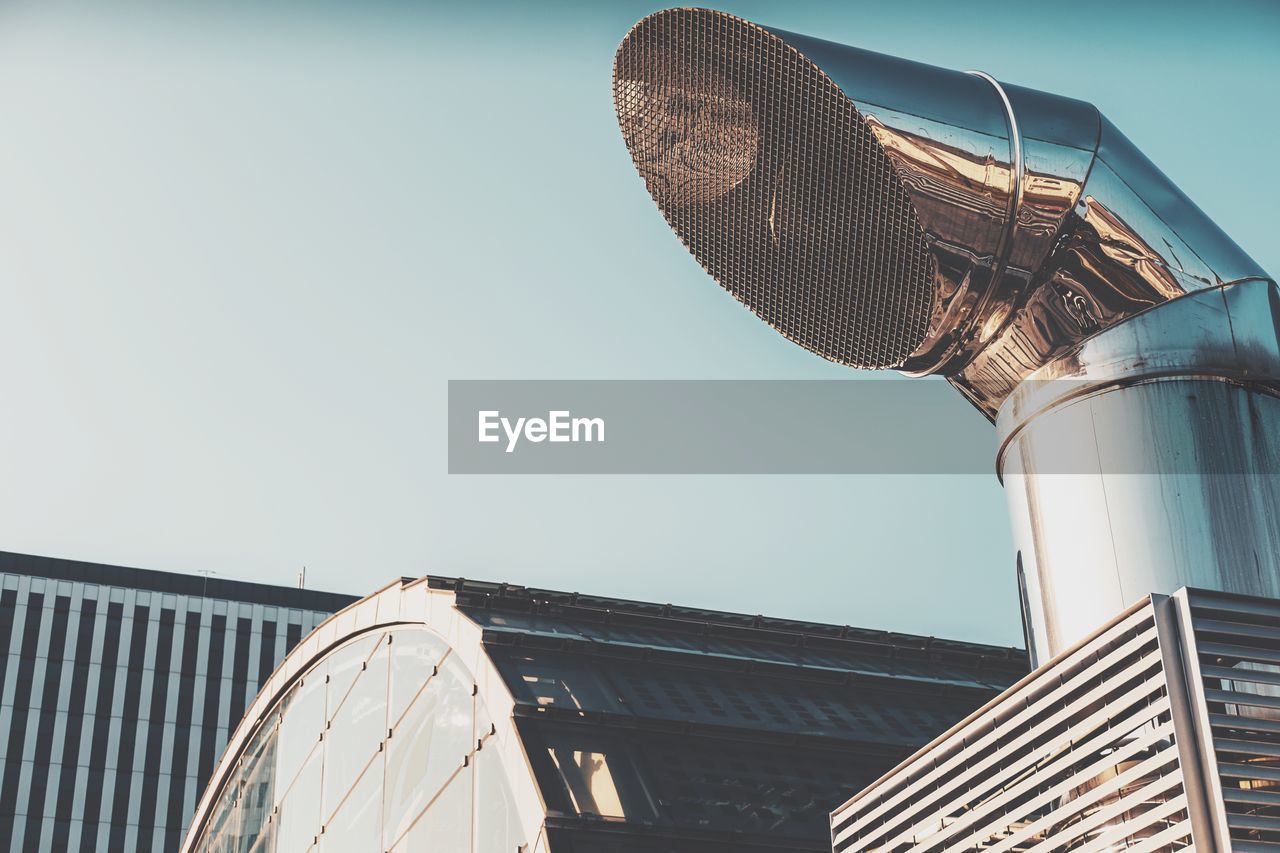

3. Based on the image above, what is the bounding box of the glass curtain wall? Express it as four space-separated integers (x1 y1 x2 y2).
190 626 526 853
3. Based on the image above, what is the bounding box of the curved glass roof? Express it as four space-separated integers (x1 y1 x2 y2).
184 576 1026 853
190 624 526 852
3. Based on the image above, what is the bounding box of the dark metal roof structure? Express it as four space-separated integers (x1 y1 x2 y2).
434 576 1028 851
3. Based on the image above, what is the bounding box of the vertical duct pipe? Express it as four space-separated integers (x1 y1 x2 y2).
1000 279 1280 665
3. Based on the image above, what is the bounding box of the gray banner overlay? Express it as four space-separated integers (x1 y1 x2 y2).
449 379 1280 475
449 380 995 474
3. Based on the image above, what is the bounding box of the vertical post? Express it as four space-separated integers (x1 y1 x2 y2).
1153 592 1232 852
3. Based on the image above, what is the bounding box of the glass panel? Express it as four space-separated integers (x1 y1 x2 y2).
195 626 478 853
390 763 471 853
325 634 380 716
321 753 384 853
425 654 476 793
382 653 474 846
245 818 275 853
475 738 525 853
276 671 325 796
276 746 322 853
382 668 444 845
323 638 389 821
388 629 449 724
201 777 243 853
237 726 279 852
199 818 229 853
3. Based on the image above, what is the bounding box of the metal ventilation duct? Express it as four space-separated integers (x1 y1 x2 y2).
613 8 1271 418
614 8 1279 668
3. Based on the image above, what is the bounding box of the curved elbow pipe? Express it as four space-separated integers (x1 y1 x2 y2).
613 8 1270 418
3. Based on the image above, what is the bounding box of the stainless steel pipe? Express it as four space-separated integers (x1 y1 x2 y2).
613 8 1279 666
1000 279 1280 665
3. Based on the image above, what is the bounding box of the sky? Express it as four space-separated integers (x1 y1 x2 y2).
0 0 1275 647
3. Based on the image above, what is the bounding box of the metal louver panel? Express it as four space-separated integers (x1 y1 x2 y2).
831 595 1218 853
1184 589 1280 851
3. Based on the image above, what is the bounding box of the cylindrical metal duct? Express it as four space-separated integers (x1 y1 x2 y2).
613 8 1277 666
1000 279 1280 665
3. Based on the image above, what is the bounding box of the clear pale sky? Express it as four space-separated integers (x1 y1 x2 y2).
0 0 1275 647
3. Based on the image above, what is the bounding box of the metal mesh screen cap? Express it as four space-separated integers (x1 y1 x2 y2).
614 8 936 369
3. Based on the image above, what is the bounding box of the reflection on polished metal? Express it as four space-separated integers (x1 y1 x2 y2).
832 587 1280 852
180 575 1025 853
613 7 1271 417
1001 279 1280 665
611 11 1280 851
613 7 1278 667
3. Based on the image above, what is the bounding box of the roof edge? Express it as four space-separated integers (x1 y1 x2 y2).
0 551 357 612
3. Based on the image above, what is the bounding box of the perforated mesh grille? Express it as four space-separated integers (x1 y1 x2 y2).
613 8 936 369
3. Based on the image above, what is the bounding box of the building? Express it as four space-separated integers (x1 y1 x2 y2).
0 552 355 852
183 575 1027 853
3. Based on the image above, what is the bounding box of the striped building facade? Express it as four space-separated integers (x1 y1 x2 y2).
0 552 354 852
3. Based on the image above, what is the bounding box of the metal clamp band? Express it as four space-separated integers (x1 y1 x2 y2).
967 70 1024 236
